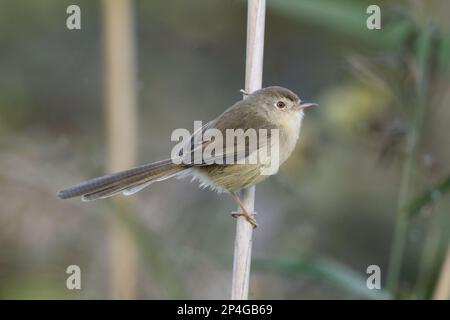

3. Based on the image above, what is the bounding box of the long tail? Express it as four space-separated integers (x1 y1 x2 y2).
57 159 186 201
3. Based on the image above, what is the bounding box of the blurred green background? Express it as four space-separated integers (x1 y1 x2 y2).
0 0 449 299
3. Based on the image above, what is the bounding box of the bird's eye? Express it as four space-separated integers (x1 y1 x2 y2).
276 101 286 109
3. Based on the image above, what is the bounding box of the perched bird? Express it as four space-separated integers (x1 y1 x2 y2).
57 86 317 227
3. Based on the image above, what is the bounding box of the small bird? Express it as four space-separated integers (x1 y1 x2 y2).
57 86 317 227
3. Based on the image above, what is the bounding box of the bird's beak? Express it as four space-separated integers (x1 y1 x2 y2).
295 99 318 110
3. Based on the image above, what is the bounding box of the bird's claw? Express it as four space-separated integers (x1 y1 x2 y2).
231 211 258 228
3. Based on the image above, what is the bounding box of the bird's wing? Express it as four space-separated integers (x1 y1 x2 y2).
179 101 277 166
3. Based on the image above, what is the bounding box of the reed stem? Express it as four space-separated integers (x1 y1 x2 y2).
231 0 266 300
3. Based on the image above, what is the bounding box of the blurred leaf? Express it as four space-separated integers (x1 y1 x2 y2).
407 174 450 218
269 0 450 71
254 256 391 300
269 0 414 49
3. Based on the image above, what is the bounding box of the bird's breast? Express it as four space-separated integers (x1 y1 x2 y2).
278 111 303 164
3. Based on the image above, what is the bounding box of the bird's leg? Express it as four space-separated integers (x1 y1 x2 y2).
230 191 257 228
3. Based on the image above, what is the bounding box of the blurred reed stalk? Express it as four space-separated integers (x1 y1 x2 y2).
386 25 433 295
433 248 450 300
231 0 265 300
414 208 443 299
102 0 139 299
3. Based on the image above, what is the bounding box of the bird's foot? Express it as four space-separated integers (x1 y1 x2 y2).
231 211 258 228
230 191 258 228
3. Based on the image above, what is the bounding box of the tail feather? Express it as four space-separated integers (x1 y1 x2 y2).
57 159 185 201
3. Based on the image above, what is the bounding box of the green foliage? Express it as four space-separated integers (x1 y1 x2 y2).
254 256 391 299
270 0 450 299
408 175 450 218
269 0 414 49
270 0 450 70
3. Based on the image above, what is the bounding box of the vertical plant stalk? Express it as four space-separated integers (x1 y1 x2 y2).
414 208 441 298
386 133 418 294
433 248 450 300
102 0 138 299
386 25 433 295
231 0 266 300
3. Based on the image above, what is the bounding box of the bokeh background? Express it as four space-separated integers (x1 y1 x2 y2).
0 0 449 299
